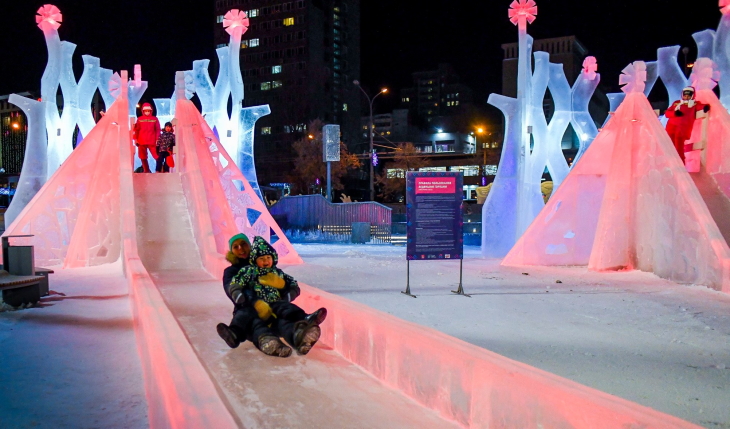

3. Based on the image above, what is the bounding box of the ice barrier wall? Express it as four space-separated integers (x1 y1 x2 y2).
293 284 701 429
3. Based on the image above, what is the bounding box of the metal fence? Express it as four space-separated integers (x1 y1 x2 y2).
269 195 392 244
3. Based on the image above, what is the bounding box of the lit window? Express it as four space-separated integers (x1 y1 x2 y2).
260 82 271 90
246 9 259 17
249 38 259 47
216 15 225 23
261 127 272 135
240 41 248 49
272 80 283 88
342 103 348 111
272 65 282 74
283 17 295 26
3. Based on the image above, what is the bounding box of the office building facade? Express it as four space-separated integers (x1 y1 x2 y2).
213 0 361 186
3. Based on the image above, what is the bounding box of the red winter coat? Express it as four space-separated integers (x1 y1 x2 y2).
665 100 705 161
133 115 161 146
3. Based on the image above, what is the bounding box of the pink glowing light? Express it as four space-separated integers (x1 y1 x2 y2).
35 4 62 32
721 0 730 15
223 9 249 37
582 56 598 81
619 61 647 94
508 0 537 26
690 58 720 90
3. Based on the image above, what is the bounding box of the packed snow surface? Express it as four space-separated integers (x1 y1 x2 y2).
0 261 148 428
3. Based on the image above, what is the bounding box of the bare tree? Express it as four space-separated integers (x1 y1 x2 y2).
375 142 431 202
289 119 361 195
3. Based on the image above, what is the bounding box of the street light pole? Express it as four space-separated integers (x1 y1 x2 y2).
354 80 387 201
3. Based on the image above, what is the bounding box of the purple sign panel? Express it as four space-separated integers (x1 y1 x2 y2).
406 171 463 260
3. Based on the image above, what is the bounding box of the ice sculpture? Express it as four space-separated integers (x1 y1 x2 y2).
36 5 106 179
173 72 301 264
191 9 270 201
2 71 130 268
571 57 601 164
503 61 730 293
484 1 586 257
715 1 730 109
4 96 47 228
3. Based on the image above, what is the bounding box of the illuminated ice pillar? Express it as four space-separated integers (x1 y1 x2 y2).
192 9 270 200
527 53 571 192
571 57 601 165
238 105 271 199
715 1 730 109
221 10 248 161
5 96 48 228
509 0 541 237
657 46 689 106
482 95 521 257
193 52 231 137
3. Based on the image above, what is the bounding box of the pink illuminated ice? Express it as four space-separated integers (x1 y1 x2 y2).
582 57 598 81
691 58 720 90
36 4 62 32
223 9 249 37
508 0 537 25
619 61 647 94
721 0 730 15
109 73 123 99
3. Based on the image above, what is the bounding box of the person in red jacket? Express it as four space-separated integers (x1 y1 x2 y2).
133 103 161 173
665 86 710 162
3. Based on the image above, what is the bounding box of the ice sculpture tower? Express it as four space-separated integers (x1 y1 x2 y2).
191 9 269 201
482 1 601 258
503 61 730 293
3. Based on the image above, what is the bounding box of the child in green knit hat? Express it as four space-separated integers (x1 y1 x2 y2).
217 233 290 356
231 236 327 356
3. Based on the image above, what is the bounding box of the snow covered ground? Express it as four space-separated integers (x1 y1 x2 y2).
284 243 730 429
0 261 148 428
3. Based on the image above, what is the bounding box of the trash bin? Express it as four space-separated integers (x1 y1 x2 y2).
351 222 371 244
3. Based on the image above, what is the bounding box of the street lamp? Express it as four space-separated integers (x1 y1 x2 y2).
354 80 388 201
476 126 486 170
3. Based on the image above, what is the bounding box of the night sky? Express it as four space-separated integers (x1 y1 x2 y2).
0 1 723 110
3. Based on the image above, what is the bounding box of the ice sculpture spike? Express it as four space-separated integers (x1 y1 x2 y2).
571 57 601 164
5 95 48 229
191 10 270 201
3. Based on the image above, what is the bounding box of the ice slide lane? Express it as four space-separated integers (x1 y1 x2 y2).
133 173 459 429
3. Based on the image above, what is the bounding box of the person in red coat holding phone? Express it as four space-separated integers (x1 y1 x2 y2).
665 86 710 162
133 103 161 173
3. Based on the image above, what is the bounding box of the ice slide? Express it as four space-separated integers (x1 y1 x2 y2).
2 76 701 428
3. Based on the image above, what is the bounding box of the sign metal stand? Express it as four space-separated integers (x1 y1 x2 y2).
402 260 417 297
